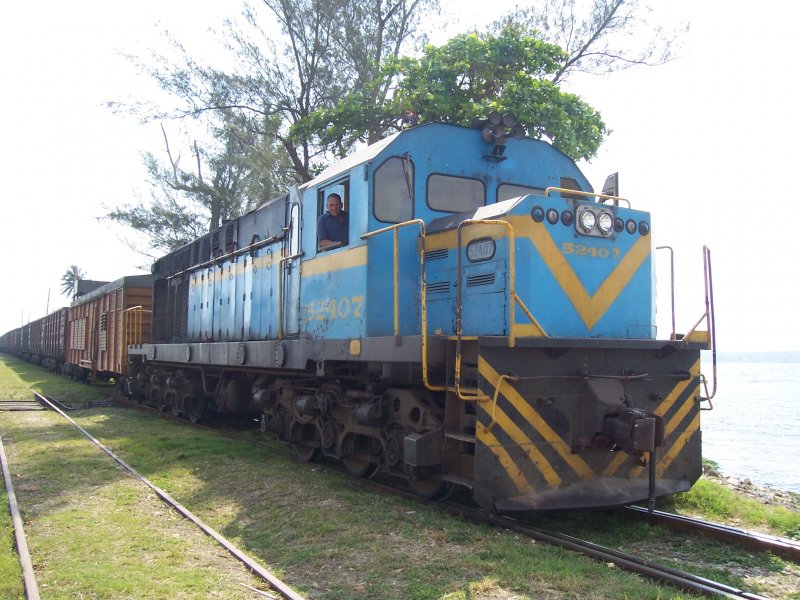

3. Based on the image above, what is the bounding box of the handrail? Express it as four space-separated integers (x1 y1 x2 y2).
361 220 444 391
278 251 304 340
685 246 716 401
543 186 631 208
122 306 152 366
165 232 284 282
655 246 676 340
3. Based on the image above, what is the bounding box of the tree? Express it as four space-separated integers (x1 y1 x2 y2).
60 266 86 298
121 0 439 183
104 113 296 255
492 0 688 84
298 26 609 161
107 0 682 258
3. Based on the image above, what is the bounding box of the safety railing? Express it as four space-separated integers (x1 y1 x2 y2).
655 245 717 404
361 220 444 392
278 250 304 340
122 306 152 365
543 186 631 207
688 246 717 402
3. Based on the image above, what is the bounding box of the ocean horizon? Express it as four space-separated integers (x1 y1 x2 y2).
699 360 799 493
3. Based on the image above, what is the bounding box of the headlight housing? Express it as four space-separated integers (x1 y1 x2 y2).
575 205 614 237
597 211 614 234
579 209 596 232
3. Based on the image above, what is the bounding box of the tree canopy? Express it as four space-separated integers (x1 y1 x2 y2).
296 25 609 161
106 0 683 256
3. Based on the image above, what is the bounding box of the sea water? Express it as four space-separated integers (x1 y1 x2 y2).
700 361 800 492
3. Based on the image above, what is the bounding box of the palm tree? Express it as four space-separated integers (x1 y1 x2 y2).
60 265 86 298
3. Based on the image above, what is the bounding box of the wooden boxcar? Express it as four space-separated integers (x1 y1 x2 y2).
26 307 69 371
66 275 155 382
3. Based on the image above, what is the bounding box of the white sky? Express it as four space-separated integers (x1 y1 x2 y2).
1 0 798 352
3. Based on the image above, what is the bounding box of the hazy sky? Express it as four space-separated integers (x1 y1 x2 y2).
1 0 797 353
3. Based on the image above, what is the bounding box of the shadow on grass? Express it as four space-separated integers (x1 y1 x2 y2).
3 356 775 600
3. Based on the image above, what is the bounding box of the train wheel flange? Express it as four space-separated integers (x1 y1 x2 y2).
342 458 379 478
409 470 448 499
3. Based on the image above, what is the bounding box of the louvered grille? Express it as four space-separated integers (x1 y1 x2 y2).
425 249 448 261
427 281 451 294
466 273 495 287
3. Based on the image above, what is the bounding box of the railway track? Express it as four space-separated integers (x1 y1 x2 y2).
623 505 800 562
57 392 795 598
445 503 771 600
30 392 305 600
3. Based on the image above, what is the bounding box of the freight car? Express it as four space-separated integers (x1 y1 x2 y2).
64 275 155 383
126 118 716 512
0 308 69 372
0 276 155 386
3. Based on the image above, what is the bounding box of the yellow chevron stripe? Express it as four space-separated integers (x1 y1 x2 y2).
602 450 631 478
477 405 562 487
301 245 367 277
603 359 700 478
476 426 534 494
653 360 700 419
424 215 651 331
630 414 701 479
664 391 698 436
480 358 594 480
520 219 651 330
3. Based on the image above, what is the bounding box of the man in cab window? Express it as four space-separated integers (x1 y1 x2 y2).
317 193 349 249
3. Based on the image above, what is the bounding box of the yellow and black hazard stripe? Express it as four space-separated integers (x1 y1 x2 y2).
473 353 702 502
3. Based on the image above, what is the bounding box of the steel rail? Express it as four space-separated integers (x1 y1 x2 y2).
109 396 778 598
443 503 769 600
33 392 306 600
624 505 800 562
357 479 766 599
126 403 774 599
0 434 41 600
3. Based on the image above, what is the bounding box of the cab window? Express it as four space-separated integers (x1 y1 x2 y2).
317 182 349 251
374 157 414 223
427 174 485 213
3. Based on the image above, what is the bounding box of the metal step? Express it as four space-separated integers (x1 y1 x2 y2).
444 432 476 443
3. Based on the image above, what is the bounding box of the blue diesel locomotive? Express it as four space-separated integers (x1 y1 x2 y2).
127 119 715 511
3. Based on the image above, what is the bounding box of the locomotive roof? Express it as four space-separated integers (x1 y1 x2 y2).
301 130 401 191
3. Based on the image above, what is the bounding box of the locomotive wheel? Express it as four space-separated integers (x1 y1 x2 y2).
409 472 448 499
342 458 379 478
291 423 321 462
292 443 320 462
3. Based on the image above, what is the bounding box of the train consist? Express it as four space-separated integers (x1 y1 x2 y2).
1 118 716 512
1 277 154 383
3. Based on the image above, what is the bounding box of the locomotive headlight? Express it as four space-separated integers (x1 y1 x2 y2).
579 209 596 232
597 211 614 235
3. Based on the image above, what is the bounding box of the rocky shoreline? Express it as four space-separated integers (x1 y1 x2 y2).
703 472 800 512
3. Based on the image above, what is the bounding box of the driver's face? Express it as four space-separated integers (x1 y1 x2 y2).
327 197 342 216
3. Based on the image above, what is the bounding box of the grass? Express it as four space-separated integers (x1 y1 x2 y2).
1 354 798 598
667 479 800 539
